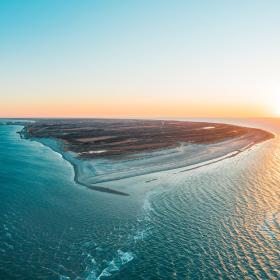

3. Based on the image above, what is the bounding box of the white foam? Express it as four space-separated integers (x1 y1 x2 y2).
133 229 148 241
95 250 134 279
59 275 70 280
118 250 134 264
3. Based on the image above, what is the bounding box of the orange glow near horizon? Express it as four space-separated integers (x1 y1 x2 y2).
0 98 271 119
272 95 280 117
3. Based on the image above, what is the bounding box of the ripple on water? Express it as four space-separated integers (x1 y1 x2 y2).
117 139 279 279
0 125 279 279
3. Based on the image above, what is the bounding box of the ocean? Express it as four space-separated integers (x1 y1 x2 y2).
0 119 279 279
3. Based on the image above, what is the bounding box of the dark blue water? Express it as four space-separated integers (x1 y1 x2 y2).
0 124 279 279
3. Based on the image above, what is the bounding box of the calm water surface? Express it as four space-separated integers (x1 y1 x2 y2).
0 120 279 279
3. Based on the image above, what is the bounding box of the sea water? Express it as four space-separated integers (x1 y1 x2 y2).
0 120 279 279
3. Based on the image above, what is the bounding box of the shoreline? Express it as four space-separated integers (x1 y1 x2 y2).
27 136 130 196
16 120 275 196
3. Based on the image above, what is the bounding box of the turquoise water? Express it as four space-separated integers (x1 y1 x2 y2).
0 123 279 279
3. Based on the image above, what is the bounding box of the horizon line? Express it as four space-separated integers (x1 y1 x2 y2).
1 116 279 120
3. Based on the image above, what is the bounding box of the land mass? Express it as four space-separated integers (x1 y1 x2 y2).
22 119 274 159
17 119 274 196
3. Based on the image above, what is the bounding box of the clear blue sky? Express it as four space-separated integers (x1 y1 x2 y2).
1 0 280 117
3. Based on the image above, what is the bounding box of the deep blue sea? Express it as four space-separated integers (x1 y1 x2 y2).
0 121 279 279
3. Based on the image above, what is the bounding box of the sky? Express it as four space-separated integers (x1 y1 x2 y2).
1 0 280 118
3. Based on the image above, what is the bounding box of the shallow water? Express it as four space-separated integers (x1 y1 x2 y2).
0 120 279 279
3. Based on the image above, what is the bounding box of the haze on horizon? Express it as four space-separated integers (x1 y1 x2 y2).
1 0 280 118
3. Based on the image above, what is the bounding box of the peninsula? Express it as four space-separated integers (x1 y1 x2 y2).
19 119 274 195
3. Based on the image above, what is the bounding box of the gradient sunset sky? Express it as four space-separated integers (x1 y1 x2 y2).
1 0 280 118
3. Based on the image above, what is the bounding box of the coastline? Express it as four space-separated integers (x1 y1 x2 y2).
27 136 130 196
17 121 275 196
